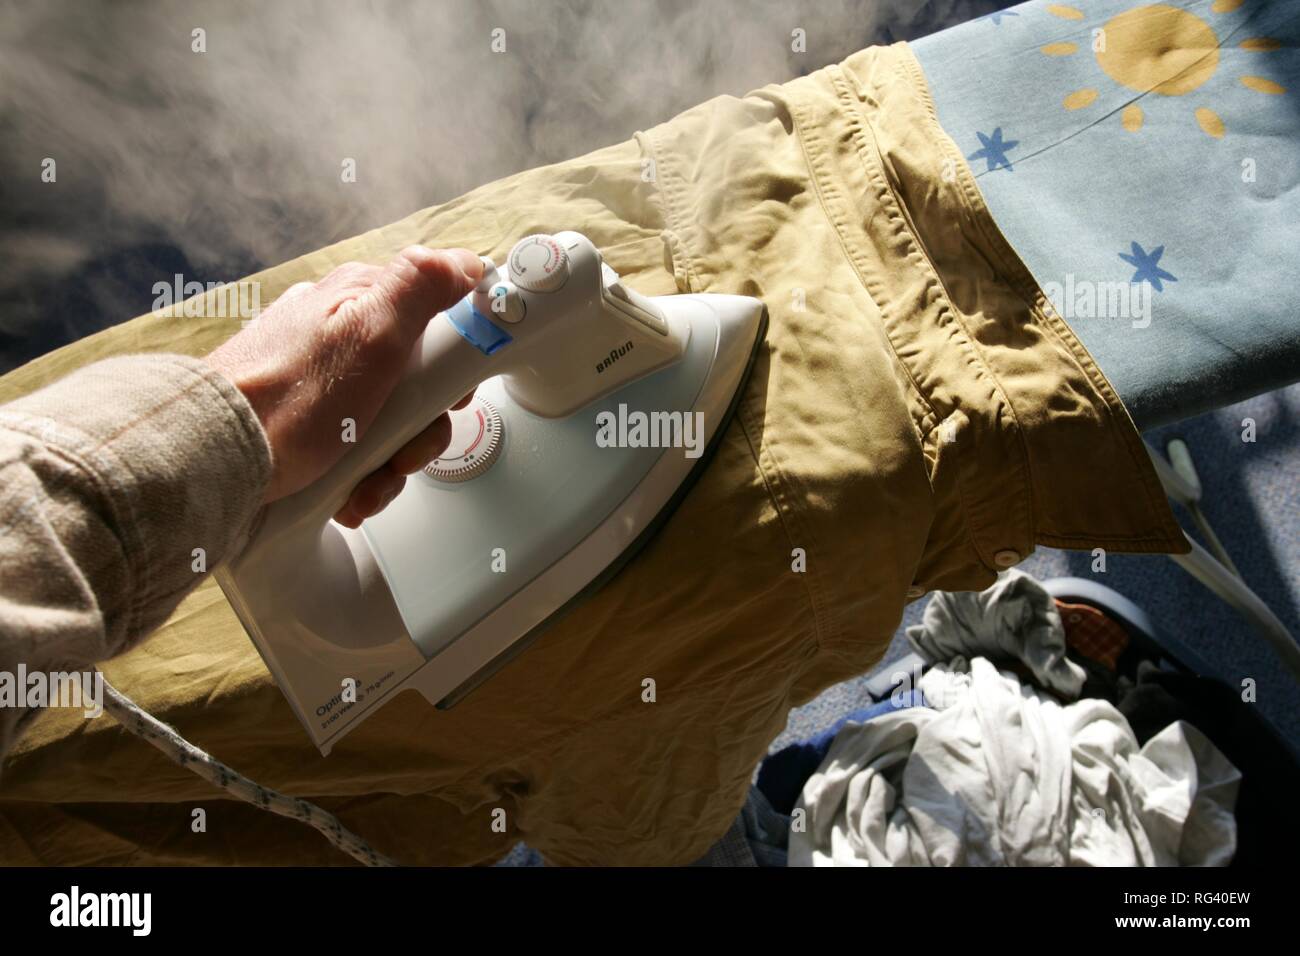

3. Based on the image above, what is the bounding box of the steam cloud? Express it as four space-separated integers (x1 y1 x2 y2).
0 0 996 370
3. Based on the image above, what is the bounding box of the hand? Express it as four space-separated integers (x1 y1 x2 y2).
205 245 484 528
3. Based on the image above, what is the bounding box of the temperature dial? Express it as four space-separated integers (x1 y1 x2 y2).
422 396 504 483
508 234 570 293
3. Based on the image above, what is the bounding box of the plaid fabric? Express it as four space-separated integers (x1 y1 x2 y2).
1056 600 1130 672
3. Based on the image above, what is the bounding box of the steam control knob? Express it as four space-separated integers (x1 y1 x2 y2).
508 234 570 293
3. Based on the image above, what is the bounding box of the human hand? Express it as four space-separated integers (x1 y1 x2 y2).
205 246 484 528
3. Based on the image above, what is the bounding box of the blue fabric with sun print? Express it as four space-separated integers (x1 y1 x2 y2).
912 0 1300 429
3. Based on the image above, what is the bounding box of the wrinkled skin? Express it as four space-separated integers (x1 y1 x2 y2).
206 245 482 527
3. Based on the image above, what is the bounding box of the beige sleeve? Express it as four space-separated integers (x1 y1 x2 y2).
0 354 271 758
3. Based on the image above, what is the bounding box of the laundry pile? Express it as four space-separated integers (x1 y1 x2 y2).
702 571 1298 867
790 660 1237 866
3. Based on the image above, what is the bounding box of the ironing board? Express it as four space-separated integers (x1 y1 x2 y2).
914 0 1300 431
913 0 1300 674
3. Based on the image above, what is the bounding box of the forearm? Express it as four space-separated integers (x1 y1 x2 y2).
0 354 271 759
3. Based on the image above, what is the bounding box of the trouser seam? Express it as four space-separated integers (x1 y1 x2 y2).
896 46 1182 551
639 128 702 292
803 60 1033 571
830 58 1036 569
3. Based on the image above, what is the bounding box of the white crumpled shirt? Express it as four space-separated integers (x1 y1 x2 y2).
790 573 1241 867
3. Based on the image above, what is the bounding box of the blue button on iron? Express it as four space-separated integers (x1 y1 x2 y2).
445 298 512 356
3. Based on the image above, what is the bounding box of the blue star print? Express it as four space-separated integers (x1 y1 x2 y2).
967 127 1019 172
979 11 1020 25
1119 242 1177 292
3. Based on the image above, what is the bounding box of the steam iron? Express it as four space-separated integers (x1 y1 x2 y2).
215 232 767 754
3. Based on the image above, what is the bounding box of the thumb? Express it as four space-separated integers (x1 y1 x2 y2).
376 245 484 346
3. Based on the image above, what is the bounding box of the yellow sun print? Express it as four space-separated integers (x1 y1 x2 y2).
1040 2 1286 138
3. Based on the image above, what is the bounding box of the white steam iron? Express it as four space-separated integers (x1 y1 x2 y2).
215 231 767 754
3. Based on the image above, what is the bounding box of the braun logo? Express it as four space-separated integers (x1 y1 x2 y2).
596 340 634 374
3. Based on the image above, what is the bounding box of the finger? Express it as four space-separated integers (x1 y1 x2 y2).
388 413 454 475
333 466 406 528
374 246 485 347
334 468 404 528
450 389 475 410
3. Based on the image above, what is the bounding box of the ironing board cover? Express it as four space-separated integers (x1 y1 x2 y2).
914 0 1300 428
